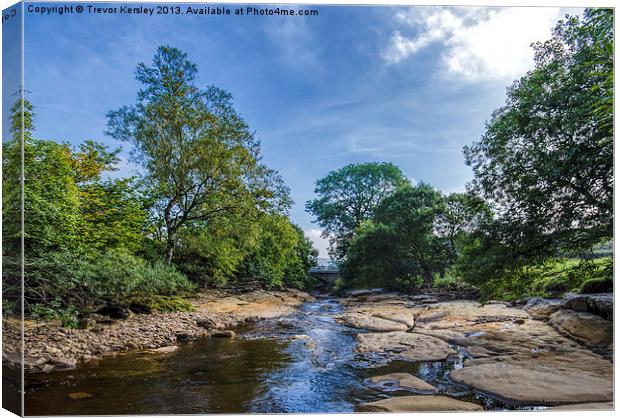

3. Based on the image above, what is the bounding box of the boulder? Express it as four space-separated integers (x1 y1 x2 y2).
356 331 455 362
340 314 408 332
549 309 613 347
357 395 483 412
413 301 529 330
366 373 437 393
338 306 414 332
561 293 613 321
523 297 562 320
195 318 219 330
50 356 77 369
346 289 372 297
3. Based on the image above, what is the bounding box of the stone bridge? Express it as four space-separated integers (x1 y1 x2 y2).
309 266 340 288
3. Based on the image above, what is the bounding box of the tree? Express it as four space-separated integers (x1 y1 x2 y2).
464 9 613 256
3 99 82 257
434 192 492 263
306 162 408 261
342 184 449 289
240 214 313 288
107 46 290 264
461 9 613 298
174 213 260 286
283 225 319 289
79 178 148 253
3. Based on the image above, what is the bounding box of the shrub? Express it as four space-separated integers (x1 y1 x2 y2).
25 249 196 316
31 300 79 328
580 277 613 293
146 295 195 312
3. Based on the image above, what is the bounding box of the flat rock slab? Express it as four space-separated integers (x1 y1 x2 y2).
548 402 613 410
415 301 529 330
367 373 437 393
450 351 613 404
356 331 455 362
357 395 483 412
416 319 583 359
339 312 410 332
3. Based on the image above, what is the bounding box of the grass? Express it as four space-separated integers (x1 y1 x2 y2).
517 257 611 298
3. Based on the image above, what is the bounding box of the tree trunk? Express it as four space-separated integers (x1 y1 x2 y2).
165 237 175 265
163 197 178 265
423 269 434 288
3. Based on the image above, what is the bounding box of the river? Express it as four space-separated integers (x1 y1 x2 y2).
25 297 515 414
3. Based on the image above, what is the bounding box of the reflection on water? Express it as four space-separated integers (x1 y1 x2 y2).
24 298 493 415
26 337 293 415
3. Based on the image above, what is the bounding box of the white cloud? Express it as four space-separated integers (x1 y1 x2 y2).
264 10 320 70
305 228 330 259
383 7 572 82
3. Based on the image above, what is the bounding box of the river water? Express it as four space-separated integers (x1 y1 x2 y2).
25 297 512 415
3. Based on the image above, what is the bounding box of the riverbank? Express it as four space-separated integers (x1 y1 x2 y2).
2 288 315 373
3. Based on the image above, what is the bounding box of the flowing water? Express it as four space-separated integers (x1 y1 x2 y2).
24 297 518 415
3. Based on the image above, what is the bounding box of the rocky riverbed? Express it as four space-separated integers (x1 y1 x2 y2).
2 288 315 373
4 288 615 412
339 290 613 411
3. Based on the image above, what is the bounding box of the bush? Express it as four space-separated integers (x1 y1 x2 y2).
146 295 195 312
580 277 613 293
79 249 196 301
25 249 196 316
31 301 79 328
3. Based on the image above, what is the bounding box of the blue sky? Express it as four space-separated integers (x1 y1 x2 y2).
5 3 580 256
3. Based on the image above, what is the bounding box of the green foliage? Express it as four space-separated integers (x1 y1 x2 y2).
142 295 195 313
580 277 613 294
459 9 613 299
2 299 18 317
78 249 196 300
79 178 148 253
342 184 452 290
107 45 291 264
174 215 258 286
331 277 347 294
3 49 319 324
3 135 82 255
283 225 319 289
31 301 80 328
306 162 408 261
433 271 460 288
240 214 317 289
460 255 612 302
22 249 196 311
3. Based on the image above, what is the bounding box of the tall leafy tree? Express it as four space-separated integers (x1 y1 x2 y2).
342 184 449 289
306 162 408 260
107 46 290 264
462 9 613 297
3 99 82 256
434 192 492 263
240 214 312 288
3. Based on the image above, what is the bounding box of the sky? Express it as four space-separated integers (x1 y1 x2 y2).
3 3 581 257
